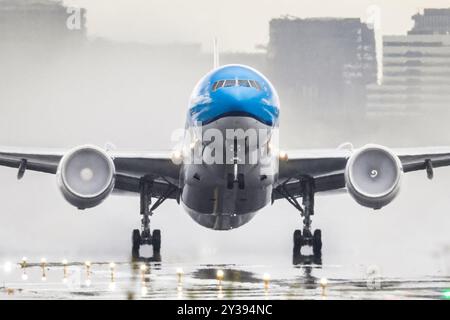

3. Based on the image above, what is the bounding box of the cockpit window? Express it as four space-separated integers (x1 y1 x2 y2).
238 80 251 87
212 80 224 91
212 79 262 91
249 80 261 90
224 79 236 87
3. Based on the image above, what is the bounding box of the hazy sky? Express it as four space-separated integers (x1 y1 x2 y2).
1 0 450 269
63 0 450 52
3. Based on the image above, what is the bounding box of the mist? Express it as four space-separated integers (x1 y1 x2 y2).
0 0 449 278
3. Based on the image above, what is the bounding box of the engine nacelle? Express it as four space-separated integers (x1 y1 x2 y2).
345 145 403 209
57 145 115 209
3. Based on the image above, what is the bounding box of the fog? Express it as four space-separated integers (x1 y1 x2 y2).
63 0 450 52
0 0 449 277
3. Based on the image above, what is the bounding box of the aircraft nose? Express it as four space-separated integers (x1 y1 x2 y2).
211 87 278 126
189 85 278 126
220 86 259 107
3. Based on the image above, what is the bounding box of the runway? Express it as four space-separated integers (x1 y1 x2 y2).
1 258 449 299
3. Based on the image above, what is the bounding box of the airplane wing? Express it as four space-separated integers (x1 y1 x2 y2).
0 147 180 199
274 146 450 200
3 145 450 202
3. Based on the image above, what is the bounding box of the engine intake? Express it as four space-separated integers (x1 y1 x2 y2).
57 145 115 209
345 145 402 209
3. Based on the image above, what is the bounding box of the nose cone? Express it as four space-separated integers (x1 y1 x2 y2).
218 86 278 124
190 87 279 126
219 86 259 107
188 65 280 126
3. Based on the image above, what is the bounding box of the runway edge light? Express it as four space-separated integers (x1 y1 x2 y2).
216 269 224 283
320 278 328 296
176 267 184 283
263 273 270 289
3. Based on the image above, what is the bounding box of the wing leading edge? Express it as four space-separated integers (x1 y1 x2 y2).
0 147 181 199
275 146 450 201
2 145 450 202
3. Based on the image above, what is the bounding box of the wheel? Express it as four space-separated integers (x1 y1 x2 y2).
313 229 322 257
132 229 141 248
132 247 140 260
152 229 161 255
132 229 141 259
293 229 302 252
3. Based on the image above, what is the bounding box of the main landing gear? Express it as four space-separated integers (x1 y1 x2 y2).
131 178 175 262
276 178 322 264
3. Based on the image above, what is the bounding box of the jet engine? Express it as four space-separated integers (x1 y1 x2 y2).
57 145 115 209
345 145 403 209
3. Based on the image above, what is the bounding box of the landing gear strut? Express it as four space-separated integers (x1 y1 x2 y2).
131 179 163 261
276 178 322 264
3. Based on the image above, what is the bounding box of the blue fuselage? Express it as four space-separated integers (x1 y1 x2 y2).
188 64 280 127
181 65 281 230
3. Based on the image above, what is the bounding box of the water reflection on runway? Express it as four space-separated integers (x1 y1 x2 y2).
1 258 449 299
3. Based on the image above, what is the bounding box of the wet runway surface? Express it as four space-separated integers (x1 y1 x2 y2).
1 257 450 300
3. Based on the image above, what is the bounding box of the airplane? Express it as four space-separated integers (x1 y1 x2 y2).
1 64 450 261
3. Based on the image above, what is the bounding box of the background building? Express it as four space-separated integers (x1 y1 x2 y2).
0 0 86 53
409 8 450 35
267 17 377 120
367 9 450 116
